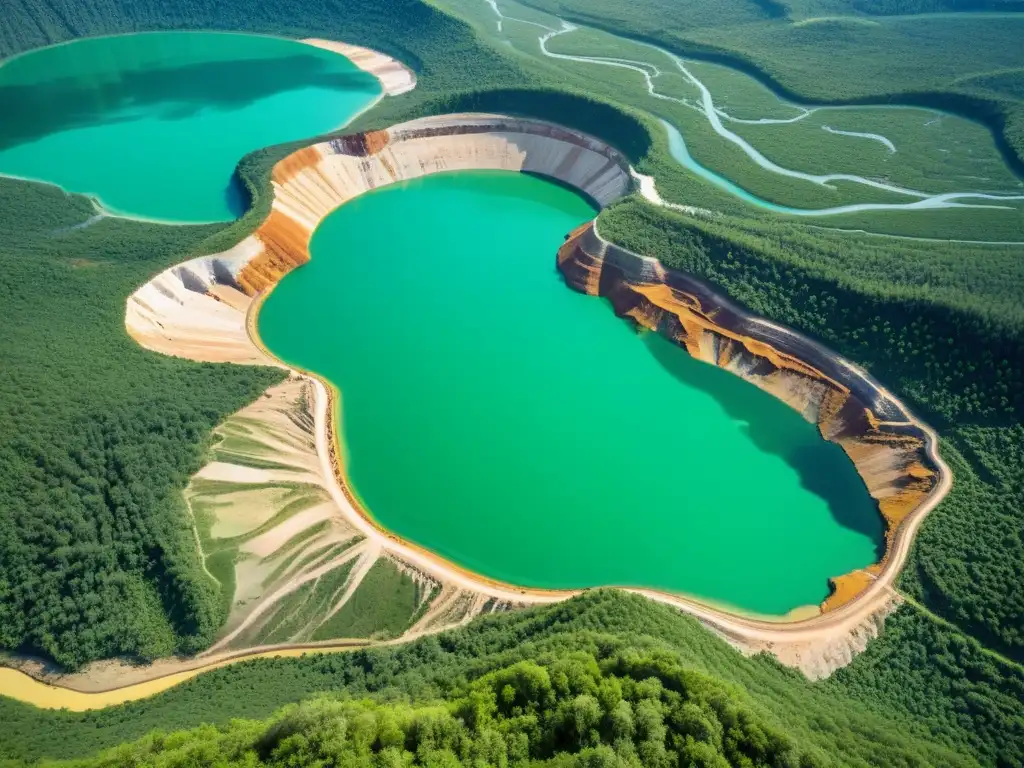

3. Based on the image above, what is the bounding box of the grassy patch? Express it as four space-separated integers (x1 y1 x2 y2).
311 559 419 641
205 549 240 623
251 561 356 645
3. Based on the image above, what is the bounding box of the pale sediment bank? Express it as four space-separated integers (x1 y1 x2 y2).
0 642 367 711
115 113 949 685
301 38 416 96
126 113 631 358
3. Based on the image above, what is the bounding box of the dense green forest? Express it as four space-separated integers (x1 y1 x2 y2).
860 0 1024 12
0 179 285 667
2 592 1021 766
793 0 1024 15
61 657 842 767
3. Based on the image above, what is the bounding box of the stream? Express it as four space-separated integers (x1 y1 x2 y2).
482 1 1024 220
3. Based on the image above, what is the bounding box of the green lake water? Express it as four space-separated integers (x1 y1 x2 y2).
258 171 883 615
0 32 381 222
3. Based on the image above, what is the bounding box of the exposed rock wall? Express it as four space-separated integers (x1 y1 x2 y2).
235 114 631 293
557 222 941 612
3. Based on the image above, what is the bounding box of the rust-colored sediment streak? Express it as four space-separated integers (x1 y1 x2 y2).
237 211 313 294
558 222 941 613
331 130 390 158
271 146 322 185
363 129 390 155
558 222 604 294
821 571 874 613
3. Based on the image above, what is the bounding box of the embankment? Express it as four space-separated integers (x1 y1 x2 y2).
557 221 948 613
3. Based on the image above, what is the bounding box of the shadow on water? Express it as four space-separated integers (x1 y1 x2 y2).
641 325 885 555
0 55 378 152
223 174 249 219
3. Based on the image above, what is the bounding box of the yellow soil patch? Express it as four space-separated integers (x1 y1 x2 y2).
0 645 365 711
206 486 297 539
821 571 875 613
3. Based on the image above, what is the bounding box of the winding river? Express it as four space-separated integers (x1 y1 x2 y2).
481 0 1024 221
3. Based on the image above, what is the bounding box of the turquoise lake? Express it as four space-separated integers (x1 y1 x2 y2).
0 32 381 222
258 171 884 615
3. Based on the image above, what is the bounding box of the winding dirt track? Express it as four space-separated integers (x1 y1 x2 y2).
0 642 367 711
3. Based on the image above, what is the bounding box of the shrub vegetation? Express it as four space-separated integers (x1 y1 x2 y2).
2 592 1021 766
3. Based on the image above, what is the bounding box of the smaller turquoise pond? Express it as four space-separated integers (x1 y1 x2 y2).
258 171 884 615
0 32 381 222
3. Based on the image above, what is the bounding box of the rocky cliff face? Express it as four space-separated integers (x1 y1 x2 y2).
558 222 939 612
231 115 632 297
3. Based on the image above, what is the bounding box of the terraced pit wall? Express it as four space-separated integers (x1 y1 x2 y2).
127 114 632 362
557 221 942 612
